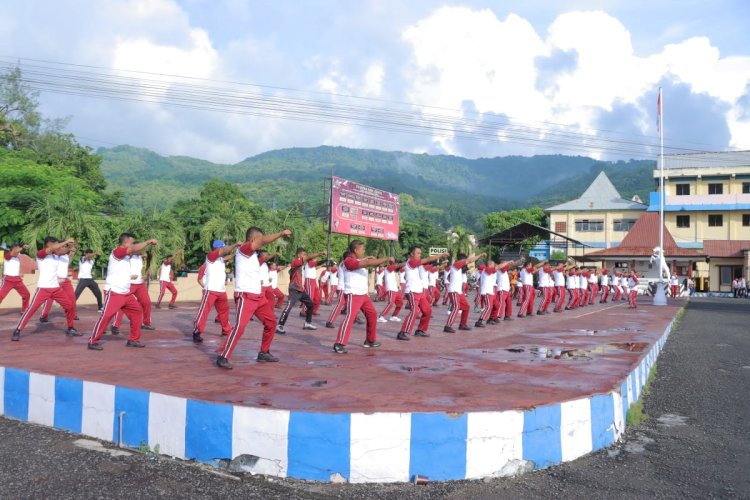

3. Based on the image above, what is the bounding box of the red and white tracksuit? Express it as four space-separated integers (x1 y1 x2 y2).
156 261 177 306
192 250 232 335
113 254 152 329
16 250 76 334
379 265 403 319
0 253 30 311
218 242 276 359
335 257 377 346
445 260 470 328
518 267 536 317
400 259 433 334
303 261 321 315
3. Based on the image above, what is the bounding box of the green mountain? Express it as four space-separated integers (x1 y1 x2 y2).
99 145 655 229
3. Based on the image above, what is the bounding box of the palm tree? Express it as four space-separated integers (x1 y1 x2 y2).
22 185 107 252
447 225 474 257
199 200 254 251
114 209 186 278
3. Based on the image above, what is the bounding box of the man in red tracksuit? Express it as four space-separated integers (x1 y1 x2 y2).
302 256 325 316
277 247 325 333
87 234 159 350
378 261 405 322
192 240 238 343
156 255 178 308
0 242 30 312
444 253 484 332
333 240 394 353
13 237 78 341
215 227 292 369
40 243 78 322
397 246 449 341
111 250 154 334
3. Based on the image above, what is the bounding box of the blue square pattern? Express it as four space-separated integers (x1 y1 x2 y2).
522 405 562 469
590 394 615 450
185 400 232 461
287 412 350 481
113 386 149 447
410 413 468 481
54 377 83 433
4 368 29 420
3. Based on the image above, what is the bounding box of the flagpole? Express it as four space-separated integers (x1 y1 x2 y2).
653 87 667 306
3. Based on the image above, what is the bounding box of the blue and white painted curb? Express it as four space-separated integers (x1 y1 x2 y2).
0 320 673 483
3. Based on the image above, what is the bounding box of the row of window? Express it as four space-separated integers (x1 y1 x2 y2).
674 181 750 196
676 214 750 228
554 220 637 233
556 214 750 232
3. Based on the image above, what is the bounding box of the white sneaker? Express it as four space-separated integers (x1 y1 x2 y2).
389 316 401 322
275 325 286 334
303 322 317 330
377 316 388 323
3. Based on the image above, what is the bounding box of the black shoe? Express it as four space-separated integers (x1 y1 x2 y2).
414 330 430 337
111 327 120 335
12 329 20 341
363 340 381 348
155 304 161 309
475 320 485 328
257 351 279 362
39 316 49 323
192 331 203 343
141 324 155 331
488 318 500 324
74 316 80 321
443 326 456 333
536 311 544 315
503 317 514 321
333 343 348 354
168 304 177 309
354 318 364 325
458 324 472 331
87 342 103 351
66 328 82 337
216 356 233 369
325 322 335 329
214 318 221 323
397 331 410 341
126 341 146 348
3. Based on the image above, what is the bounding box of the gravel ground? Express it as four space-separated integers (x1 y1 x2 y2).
1 297 748 499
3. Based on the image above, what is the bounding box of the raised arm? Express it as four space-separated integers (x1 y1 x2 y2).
128 239 158 255
257 229 292 248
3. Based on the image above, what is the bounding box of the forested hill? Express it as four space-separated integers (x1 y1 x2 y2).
99 145 655 229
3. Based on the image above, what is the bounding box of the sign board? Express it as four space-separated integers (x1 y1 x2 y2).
330 176 400 240
429 247 448 256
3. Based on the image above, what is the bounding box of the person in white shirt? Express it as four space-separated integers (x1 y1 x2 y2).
518 261 545 318
397 246 448 340
269 261 286 308
495 259 522 320
319 266 331 304
216 226 292 369
374 266 385 302
627 271 640 308
192 240 239 343
444 253 484 332
326 257 350 328
536 263 553 315
40 243 78 322
13 237 79 341
670 274 679 297
476 258 497 327
0 242 31 312
87 234 158 350
111 250 155 334
378 262 405 322
600 269 611 303
74 249 103 311
566 268 580 310
552 263 568 313
156 255 178 309
333 240 394 353
587 269 599 305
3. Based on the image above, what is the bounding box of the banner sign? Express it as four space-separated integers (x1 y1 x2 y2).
330 176 400 240
429 247 448 256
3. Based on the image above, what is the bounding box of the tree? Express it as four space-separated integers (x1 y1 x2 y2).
0 65 41 149
447 225 474 257
482 206 548 236
114 209 186 277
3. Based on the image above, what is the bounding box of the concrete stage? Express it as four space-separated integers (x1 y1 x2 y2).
0 296 683 482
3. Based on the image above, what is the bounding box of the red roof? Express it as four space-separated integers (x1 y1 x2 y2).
703 240 750 258
586 212 704 258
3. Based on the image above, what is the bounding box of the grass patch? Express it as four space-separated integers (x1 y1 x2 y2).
626 364 658 427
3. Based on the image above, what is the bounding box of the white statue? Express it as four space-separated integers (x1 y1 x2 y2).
650 246 670 280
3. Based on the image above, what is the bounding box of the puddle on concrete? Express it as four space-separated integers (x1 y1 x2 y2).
657 414 688 427
624 434 655 454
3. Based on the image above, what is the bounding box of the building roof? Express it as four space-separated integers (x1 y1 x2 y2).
546 171 648 212
583 212 704 259
663 150 750 170
703 240 750 258
478 222 588 248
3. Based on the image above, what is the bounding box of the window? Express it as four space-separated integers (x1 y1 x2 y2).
720 266 743 286
708 183 723 195
676 215 690 228
743 214 750 227
613 219 637 231
554 221 567 233
574 219 603 232
743 182 750 194
675 183 690 196
708 214 723 227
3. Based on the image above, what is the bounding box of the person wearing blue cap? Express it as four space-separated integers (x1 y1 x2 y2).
192 240 238 343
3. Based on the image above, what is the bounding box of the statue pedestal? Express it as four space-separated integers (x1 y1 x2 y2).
652 280 667 306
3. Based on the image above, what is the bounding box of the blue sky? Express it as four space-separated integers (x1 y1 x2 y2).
1 0 749 163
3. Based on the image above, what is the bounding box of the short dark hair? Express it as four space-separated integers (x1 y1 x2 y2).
246 226 263 240
349 240 364 252
408 245 421 255
457 253 467 261
118 232 135 245
43 236 59 245
296 247 306 255
165 254 173 259
10 241 23 249
341 250 352 260
84 248 94 254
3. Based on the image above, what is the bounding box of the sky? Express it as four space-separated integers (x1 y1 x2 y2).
2 0 750 164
